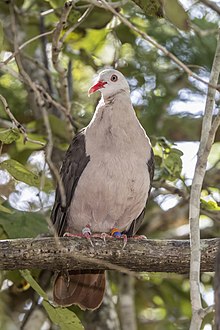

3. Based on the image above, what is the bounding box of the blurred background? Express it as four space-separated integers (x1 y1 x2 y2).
0 0 219 329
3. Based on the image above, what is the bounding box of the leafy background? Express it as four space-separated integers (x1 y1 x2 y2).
0 0 219 329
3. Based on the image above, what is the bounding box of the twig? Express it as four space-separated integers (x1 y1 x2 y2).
189 29 220 330
39 14 54 96
153 181 188 199
36 84 78 131
23 54 52 77
209 111 220 145
52 1 73 117
0 94 45 146
0 30 54 67
200 0 220 15
99 0 220 92
40 105 67 208
199 304 215 318
0 65 24 82
60 5 94 42
67 59 73 102
50 2 97 134
86 0 128 7
215 243 220 328
9 3 66 208
51 1 76 138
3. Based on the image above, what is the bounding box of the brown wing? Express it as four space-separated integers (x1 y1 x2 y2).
51 129 90 236
123 148 154 237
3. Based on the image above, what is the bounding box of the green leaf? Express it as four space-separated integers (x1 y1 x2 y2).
170 148 183 156
0 211 48 238
164 148 183 180
49 114 71 141
16 134 45 151
73 29 108 52
0 204 13 214
45 0 64 9
20 270 47 299
0 159 39 186
0 159 53 191
0 128 20 144
132 0 163 17
0 20 4 52
162 0 190 31
43 301 83 330
115 24 136 44
20 270 83 330
79 7 113 30
201 199 220 211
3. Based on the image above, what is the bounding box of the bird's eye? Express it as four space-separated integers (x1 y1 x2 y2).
111 74 118 82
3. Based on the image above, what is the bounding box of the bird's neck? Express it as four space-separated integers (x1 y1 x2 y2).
86 91 147 151
89 91 136 128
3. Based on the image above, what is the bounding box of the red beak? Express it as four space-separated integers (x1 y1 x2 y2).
88 80 107 95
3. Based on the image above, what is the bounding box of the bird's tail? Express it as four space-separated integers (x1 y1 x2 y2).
53 270 105 310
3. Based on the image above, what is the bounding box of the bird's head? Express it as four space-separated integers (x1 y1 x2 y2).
88 69 130 99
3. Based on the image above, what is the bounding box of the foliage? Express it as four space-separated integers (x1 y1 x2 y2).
0 0 219 329
20 270 83 330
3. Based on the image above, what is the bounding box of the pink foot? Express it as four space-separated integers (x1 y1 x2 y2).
89 230 128 249
64 225 94 247
90 232 112 242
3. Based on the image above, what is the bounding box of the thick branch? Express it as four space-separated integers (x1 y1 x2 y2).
0 237 218 273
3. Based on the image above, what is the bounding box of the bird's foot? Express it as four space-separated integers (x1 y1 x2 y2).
89 229 128 249
63 225 94 247
111 228 128 250
90 232 111 241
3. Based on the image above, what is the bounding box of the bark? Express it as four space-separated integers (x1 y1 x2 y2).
0 237 218 273
215 243 220 330
189 28 220 330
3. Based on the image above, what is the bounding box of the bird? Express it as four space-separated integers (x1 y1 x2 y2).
51 68 154 310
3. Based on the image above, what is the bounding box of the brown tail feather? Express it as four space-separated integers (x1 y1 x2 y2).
53 270 105 310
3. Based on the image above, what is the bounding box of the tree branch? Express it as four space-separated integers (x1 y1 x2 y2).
189 28 220 330
215 243 220 328
52 1 73 116
0 237 218 273
0 94 45 146
99 0 220 92
200 0 220 15
9 3 67 208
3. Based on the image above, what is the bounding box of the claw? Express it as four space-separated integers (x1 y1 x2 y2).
122 234 128 250
82 224 92 238
63 225 94 247
111 228 127 249
90 232 111 244
82 225 94 247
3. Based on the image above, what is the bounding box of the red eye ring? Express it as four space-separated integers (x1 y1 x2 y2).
111 74 118 82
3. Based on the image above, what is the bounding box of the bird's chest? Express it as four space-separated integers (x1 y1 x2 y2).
77 129 148 204
84 117 149 199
